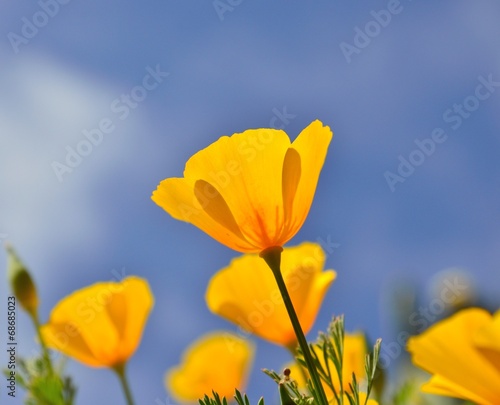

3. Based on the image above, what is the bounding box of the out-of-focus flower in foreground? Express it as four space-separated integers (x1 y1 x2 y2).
407 307 500 405
166 332 254 403
152 120 332 253
287 332 375 402
206 242 336 349
41 276 154 368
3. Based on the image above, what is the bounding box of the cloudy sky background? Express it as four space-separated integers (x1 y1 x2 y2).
1 1 500 404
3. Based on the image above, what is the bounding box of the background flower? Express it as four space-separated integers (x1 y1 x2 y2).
152 120 332 253
206 242 335 348
407 307 500 405
166 332 254 403
41 276 154 368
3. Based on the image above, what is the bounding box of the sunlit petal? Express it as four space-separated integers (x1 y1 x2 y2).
282 120 332 239
152 121 332 253
152 178 255 252
185 129 290 247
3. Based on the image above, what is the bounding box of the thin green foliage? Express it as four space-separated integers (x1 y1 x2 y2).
3 355 76 405
264 316 382 405
364 339 381 404
390 381 415 405
199 390 263 405
262 368 313 405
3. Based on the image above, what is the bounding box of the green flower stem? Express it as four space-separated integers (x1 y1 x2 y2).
30 311 55 376
260 246 329 405
114 363 135 405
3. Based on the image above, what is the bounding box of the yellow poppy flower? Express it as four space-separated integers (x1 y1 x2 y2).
407 307 500 405
206 242 335 348
41 276 154 368
152 120 332 253
286 332 370 396
166 332 254 403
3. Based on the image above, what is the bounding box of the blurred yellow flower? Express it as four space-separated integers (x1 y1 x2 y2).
166 332 254 403
355 392 378 405
206 242 335 348
152 120 332 253
287 332 371 397
41 276 153 368
407 307 500 405
337 332 367 390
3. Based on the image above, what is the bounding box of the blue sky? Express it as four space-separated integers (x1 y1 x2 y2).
1 1 500 404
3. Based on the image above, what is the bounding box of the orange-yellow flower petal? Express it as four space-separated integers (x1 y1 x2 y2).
206 242 336 347
282 120 333 237
474 308 500 374
407 308 500 405
420 374 488 402
166 332 254 403
41 276 153 368
152 120 333 253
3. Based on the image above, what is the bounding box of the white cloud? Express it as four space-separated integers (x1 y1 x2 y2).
0 50 162 271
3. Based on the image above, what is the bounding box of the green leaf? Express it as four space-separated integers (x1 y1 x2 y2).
279 383 296 405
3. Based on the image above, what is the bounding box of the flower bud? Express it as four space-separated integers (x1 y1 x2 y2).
6 245 39 317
